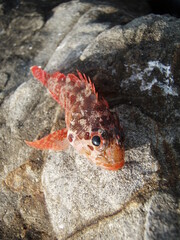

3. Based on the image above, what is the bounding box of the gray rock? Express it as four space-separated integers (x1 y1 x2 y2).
0 72 8 90
42 105 159 239
144 193 179 240
79 14 180 123
0 1 179 240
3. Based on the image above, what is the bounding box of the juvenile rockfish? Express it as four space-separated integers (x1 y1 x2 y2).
25 66 125 170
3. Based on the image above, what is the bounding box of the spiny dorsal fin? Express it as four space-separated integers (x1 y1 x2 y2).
31 66 109 108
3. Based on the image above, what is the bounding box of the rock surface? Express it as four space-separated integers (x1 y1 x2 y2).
0 1 179 240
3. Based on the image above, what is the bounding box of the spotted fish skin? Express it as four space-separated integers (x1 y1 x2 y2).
25 66 125 170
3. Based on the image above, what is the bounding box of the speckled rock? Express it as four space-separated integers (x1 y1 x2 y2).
79 14 180 123
0 1 179 240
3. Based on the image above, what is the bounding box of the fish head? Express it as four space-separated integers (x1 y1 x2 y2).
88 125 125 170
69 110 125 171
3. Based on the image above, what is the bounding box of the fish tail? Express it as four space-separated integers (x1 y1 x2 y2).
31 66 50 87
31 66 66 106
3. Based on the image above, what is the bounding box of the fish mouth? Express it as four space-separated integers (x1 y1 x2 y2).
100 160 124 171
96 144 125 171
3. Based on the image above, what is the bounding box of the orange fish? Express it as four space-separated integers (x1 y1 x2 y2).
25 66 125 170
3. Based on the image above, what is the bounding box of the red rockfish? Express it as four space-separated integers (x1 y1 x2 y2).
25 66 125 170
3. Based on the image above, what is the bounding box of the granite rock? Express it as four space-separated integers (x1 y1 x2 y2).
0 0 179 239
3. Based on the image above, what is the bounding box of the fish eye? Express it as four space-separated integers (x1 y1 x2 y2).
92 135 101 146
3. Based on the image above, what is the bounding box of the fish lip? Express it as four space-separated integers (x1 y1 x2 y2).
101 145 125 170
95 156 125 171
100 160 125 171
95 146 125 170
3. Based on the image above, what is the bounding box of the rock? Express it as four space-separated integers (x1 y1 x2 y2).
0 72 8 90
68 192 179 240
42 105 159 239
79 14 180 123
144 193 179 239
0 1 179 240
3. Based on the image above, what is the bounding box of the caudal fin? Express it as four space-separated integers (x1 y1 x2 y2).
30 66 66 106
31 66 50 86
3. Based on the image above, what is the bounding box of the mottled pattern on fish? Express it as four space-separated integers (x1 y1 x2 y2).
25 66 125 170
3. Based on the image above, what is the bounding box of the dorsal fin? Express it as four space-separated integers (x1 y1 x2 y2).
76 70 98 96
31 66 109 108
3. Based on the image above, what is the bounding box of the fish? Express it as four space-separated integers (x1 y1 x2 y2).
25 66 125 170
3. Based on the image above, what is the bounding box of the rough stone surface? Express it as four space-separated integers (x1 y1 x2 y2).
0 1 179 240
42 105 159 239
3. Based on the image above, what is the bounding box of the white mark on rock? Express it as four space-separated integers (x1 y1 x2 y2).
141 78 157 91
122 61 178 96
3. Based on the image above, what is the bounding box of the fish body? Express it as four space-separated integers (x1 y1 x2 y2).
26 66 125 170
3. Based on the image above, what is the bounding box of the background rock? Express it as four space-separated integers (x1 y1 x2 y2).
0 0 179 239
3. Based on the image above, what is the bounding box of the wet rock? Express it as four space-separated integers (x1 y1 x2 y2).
0 1 179 240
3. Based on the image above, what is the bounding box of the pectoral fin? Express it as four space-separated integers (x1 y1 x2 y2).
25 128 69 151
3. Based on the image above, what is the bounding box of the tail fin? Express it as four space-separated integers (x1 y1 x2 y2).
31 66 50 87
30 66 66 106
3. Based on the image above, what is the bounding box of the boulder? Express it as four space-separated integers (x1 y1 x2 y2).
0 0 179 239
